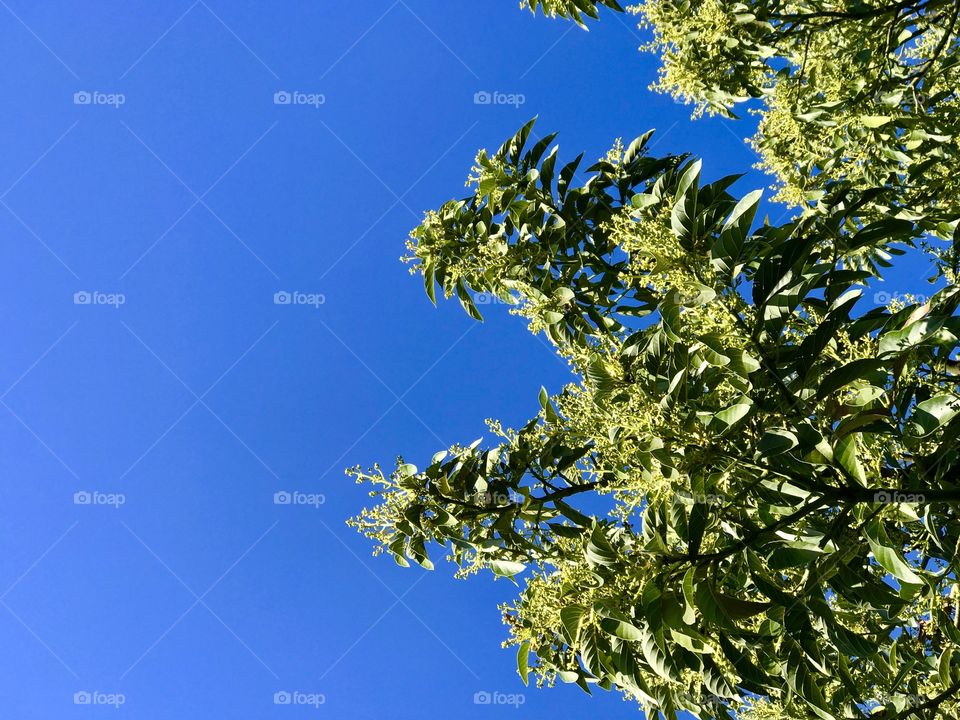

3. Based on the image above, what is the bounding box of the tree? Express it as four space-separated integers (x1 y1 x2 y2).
349 5 960 720
526 0 960 268
522 0 625 27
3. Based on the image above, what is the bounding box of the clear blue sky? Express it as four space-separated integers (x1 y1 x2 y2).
0 2 933 718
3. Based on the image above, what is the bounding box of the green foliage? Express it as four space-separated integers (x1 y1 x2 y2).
350 120 960 719
630 0 960 231
347 2 960 718
524 0 960 265
521 0 624 27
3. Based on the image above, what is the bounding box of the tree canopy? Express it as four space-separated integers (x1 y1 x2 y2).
527 0 960 254
349 4 960 719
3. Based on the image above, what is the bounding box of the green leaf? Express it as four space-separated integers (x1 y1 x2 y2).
713 189 761 276
833 434 867 484
688 500 707 558
711 398 753 432
489 560 526 577
865 519 923 588
456 281 483 321
669 625 715 654
599 616 644 642
539 386 561 423
723 188 762 238
715 592 770 621
768 546 826 569
585 524 619 567
423 259 437 304
940 646 954 689
681 568 697 625
861 115 892 128
560 604 588 644
703 657 738 699
728 348 761 377
631 192 659 210
638 624 679 681
670 160 702 246
831 624 876 658
814 359 886 402
909 394 960 437
695 581 769 626
517 640 531 686
849 218 916 250
407 536 434 570
758 428 798 456
586 359 620 401
623 130 652 165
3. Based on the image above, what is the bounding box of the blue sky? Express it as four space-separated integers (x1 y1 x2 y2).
0 2 935 718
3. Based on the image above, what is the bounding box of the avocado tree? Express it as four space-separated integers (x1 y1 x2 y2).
348 4 960 719
525 0 960 251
